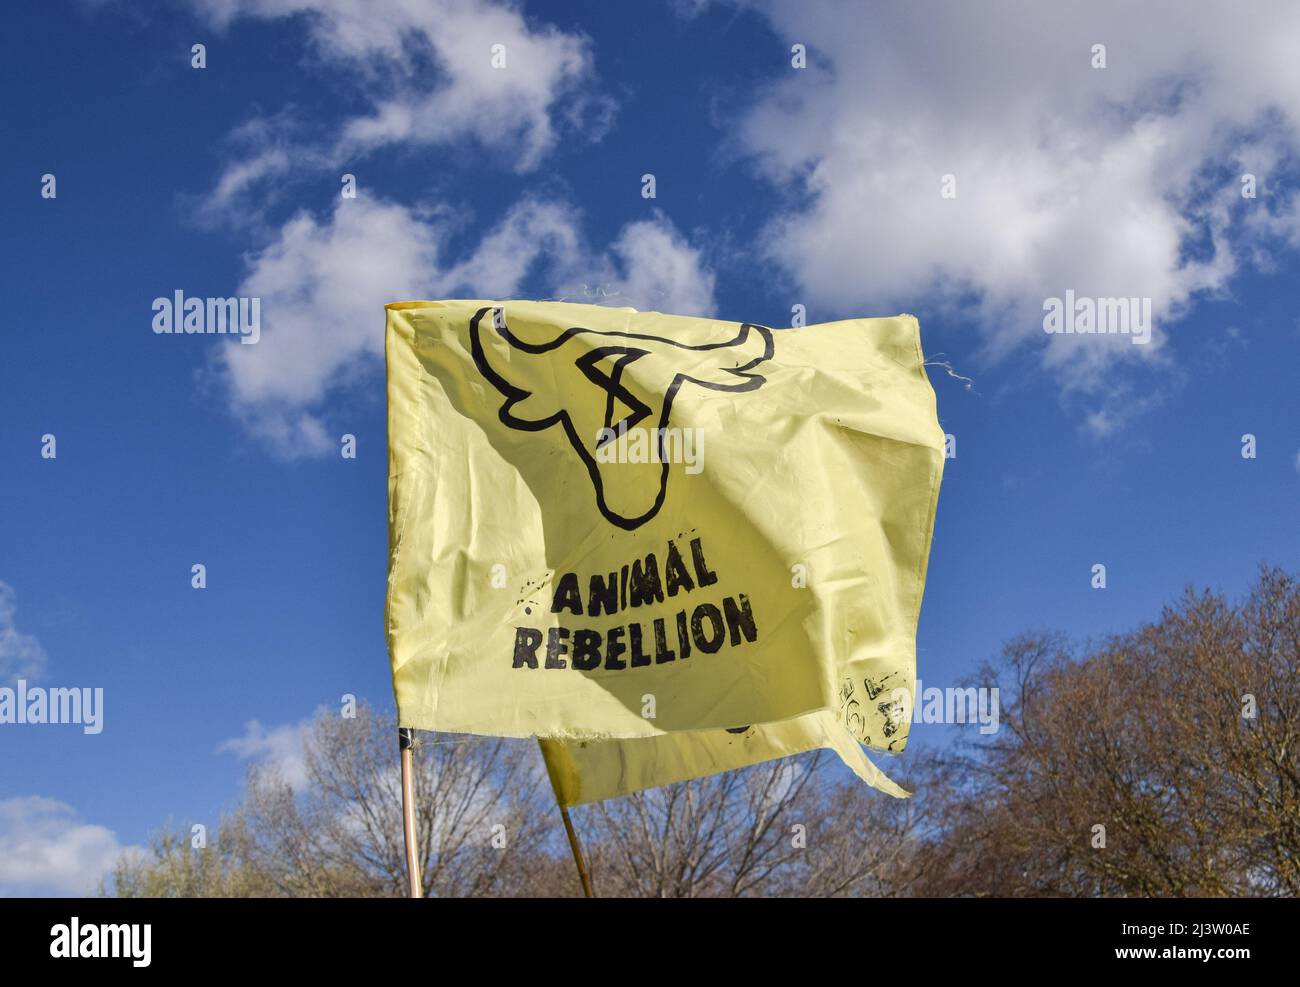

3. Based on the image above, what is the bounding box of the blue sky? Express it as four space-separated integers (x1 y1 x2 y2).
1 0 1297 894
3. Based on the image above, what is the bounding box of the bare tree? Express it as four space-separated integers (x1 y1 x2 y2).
106 820 274 898
794 751 939 897
112 703 566 897
574 755 815 897
919 566 1300 897
574 750 922 897
111 566 1297 898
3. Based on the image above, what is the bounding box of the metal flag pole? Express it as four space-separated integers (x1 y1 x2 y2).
399 727 423 899
539 739 594 897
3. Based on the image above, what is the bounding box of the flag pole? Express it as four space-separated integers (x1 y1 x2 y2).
539 739 594 897
399 727 423 899
559 804 595 898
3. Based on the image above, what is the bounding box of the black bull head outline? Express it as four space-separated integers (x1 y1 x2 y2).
469 306 775 530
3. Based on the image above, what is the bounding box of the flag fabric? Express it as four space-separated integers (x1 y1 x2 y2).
385 300 943 796
540 709 909 806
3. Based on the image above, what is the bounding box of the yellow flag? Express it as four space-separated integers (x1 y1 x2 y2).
385 300 943 787
540 709 909 806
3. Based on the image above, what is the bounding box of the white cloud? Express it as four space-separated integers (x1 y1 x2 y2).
184 2 708 455
214 198 717 457
218 197 443 455
733 0 1300 409
603 219 718 319
189 0 610 214
0 796 137 896
218 719 311 788
0 581 47 686
199 148 296 226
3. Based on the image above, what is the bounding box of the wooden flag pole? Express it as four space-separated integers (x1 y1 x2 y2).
559 803 595 898
539 739 594 897
399 727 423 899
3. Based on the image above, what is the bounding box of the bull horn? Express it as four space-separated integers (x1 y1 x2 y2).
469 306 558 427
682 323 774 390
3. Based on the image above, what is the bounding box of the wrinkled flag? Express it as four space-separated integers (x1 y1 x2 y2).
385 300 943 799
